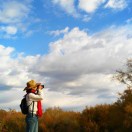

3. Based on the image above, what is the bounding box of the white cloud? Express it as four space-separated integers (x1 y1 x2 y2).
0 45 41 89
49 27 69 36
52 0 79 17
104 0 127 10
0 1 30 24
33 25 132 97
0 24 132 111
44 87 117 112
52 0 128 17
0 0 39 38
0 26 17 35
78 0 106 13
0 45 14 56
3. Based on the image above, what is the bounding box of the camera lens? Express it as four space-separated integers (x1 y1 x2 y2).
41 85 44 88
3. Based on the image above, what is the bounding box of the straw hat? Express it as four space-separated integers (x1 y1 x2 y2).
23 80 40 91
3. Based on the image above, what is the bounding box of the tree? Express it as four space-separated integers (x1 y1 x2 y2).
113 59 132 130
114 59 132 87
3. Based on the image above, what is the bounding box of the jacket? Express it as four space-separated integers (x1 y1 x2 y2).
26 89 43 114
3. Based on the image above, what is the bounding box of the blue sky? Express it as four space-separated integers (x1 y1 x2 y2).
0 0 132 111
0 0 132 55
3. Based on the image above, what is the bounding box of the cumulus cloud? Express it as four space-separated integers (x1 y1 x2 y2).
51 0 128 17
52 0 79 17
105 0 127 10
0 45 41 91
0 24 132 110
78 0 106 13
33 25 132 97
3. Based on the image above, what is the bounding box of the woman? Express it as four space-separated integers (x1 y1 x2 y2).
23 80 44 132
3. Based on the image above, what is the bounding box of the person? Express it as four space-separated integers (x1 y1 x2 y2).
23 80 44 132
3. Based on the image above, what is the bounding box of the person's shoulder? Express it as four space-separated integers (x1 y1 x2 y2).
28 93 35 95
28 93 35 98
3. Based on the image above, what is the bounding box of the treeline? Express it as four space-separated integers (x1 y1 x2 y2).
0 87 132 132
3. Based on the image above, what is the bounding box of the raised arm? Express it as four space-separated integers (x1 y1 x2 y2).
29 89 43 101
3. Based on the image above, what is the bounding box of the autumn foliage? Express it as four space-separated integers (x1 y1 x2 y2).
0 87 132 132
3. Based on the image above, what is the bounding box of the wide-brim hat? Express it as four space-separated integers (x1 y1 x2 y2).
23 80 41 91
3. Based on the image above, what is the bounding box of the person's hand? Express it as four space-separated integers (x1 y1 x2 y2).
37 85 43 90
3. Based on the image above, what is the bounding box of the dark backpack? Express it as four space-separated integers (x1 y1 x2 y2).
20 94 34 115
20 95 29 114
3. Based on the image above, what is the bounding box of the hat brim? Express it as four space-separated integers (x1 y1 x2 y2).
23 83 41 91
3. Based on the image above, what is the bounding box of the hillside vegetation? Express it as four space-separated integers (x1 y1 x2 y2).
0 87 132 132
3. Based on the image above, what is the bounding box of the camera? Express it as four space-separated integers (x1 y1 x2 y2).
37 84 44 89
41 85 44 88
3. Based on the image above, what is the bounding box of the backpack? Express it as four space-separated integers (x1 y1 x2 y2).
20 94 34 115
20 92 42 117
20 95 29 114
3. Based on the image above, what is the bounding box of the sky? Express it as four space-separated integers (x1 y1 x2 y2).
0 0 132 111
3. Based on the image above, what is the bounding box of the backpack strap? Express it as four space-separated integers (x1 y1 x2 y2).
26 94 33 114
26 94 33 106
32 101 35 117
26 93 36 116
